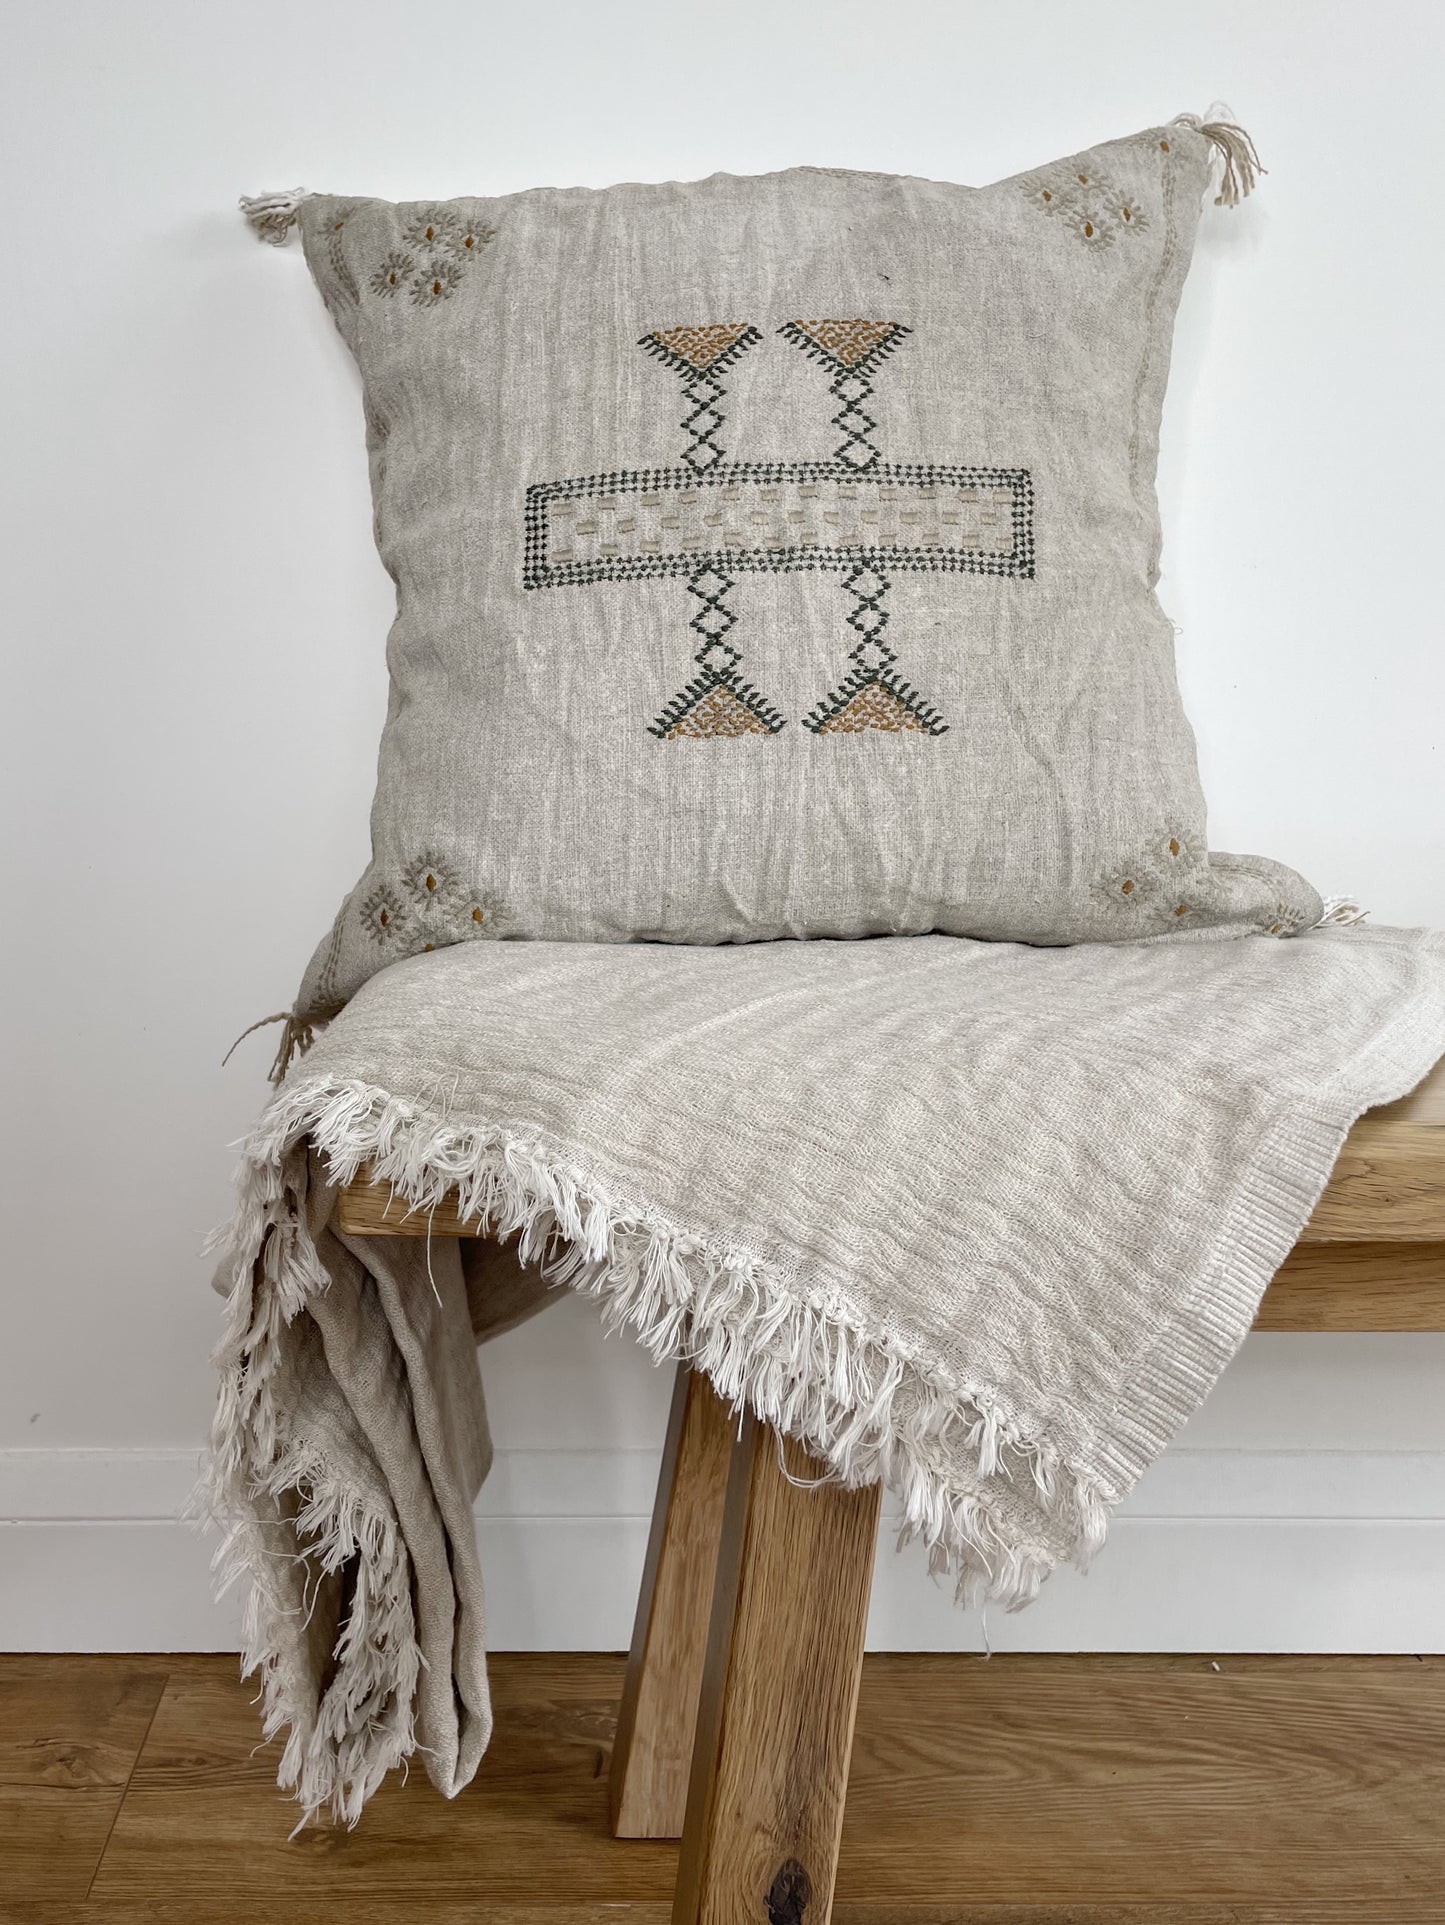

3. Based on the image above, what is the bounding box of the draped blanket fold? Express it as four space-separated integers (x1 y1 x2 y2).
202 925 1445 1825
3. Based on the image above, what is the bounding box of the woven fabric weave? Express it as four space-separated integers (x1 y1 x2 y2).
205 923 1445 1823
262 119 1319 1028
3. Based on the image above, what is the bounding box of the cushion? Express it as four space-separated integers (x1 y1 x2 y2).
249 114 1319 1030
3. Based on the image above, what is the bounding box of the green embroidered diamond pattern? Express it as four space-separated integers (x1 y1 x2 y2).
649 566 786 739
803 564 947 735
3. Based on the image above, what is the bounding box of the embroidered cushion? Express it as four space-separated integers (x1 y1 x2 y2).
256 115 1319 1031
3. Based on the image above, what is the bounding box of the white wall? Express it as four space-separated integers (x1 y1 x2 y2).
3 0 1442 1652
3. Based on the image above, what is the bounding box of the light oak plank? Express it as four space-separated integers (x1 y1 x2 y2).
91 1654 678 1905
21 1652 1439 1911
610 1364 734 1839
0 1909 675 1925
1302 1121 1445 1241
674 1420 881 1925
22 1901 1445 1921
1254 1240 1445 1329
835 1653 1445 1904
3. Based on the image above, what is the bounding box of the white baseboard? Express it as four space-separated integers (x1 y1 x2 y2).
3 1447 1443 1653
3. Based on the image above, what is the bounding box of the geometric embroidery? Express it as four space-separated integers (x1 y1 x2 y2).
528 320 1034 743
774 322 943 732
1016 157 1149 251
524 463 1035 585
639 324 763 473
812 681 932 733
777 320 911 470
663 683 776 738
649 566 785 739
802 565 946 735
638 325 783 731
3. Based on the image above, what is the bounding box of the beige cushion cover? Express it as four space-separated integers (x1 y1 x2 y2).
277 119 1318 1022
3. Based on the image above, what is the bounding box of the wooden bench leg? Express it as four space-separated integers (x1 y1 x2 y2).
610 1363 735 1838
672 1412 882 1925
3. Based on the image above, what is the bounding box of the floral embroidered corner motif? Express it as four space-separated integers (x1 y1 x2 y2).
359 882 408 944
1017 157 1150 252
400 849 463 913
1263 903 1310 939
323 205 361 303
360 855 508 954
1093 828 1199 923
370 206 496 309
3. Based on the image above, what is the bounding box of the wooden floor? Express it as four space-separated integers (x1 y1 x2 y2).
4 1651 1445 1923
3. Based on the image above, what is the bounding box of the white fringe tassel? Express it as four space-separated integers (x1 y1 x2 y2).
200 1074 1111 1825
1317 894 1371 927
1173 111 1265 206
240 188 310 245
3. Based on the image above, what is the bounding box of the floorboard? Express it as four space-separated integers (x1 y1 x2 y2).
0 1656 168 1904
0 1651 1440 1917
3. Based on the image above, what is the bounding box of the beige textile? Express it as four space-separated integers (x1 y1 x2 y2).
251 117 1320 1029
204 923 1445 1824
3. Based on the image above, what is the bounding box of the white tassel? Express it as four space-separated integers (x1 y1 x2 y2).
1317 895 1371 927
1173 112 1265 206
239 188 310 246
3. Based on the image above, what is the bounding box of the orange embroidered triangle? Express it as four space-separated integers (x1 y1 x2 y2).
787 319 899 369
813 682 930 734
666 684 776 738
644 323 755 372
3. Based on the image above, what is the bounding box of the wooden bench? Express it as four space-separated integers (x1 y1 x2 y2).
338 1059 1445 1923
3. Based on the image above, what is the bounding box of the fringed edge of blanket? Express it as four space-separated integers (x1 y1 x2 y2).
194 1132 421 1828
200 1072 1112 1823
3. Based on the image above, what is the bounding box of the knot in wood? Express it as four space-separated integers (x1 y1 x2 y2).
767 1856 813 1923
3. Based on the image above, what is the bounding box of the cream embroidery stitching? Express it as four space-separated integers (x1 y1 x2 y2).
371 250 415 297
359 882 408 944
1127 133 1177 529
323 205 361 304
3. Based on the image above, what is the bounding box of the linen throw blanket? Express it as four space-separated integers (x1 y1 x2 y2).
204 924 1445 1824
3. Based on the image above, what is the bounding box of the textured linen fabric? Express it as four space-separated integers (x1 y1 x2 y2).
206 925 1445 1824
262 118 1320 1029
203 1163 507 1822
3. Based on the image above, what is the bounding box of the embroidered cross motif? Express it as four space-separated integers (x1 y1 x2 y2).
526 321 1035 740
